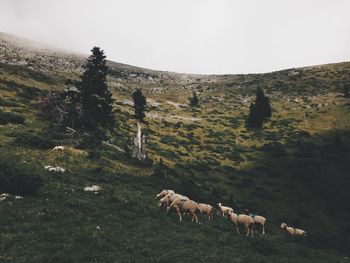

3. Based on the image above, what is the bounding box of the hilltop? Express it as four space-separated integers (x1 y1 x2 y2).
0 32 350 262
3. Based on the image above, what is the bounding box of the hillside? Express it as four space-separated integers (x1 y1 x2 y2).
1 32 350 262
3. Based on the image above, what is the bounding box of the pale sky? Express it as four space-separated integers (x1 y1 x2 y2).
1 0 350 74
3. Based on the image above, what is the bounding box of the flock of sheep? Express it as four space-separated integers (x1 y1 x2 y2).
156 189 307 238
47 146 307 238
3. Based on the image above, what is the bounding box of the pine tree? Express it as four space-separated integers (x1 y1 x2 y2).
78 47 114 131
132 89 146 121
246 87 272 128
132 89 147 159
189 91 199 107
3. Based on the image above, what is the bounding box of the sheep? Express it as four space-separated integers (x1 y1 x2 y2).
158 193 189 209
52 146 64 152
227 211 255 237
217 202 234 216
281 223 307 236
44 165 53 170
167 198 202 223
155 189 175 199
198 203 214 221
244 209 267 235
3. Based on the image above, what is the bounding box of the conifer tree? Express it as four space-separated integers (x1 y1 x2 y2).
132 88 147 159
189 91 199 107
246 87 271 128
78 47 114 131
132 88 146 122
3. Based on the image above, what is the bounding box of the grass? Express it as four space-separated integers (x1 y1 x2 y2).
0 41 350 262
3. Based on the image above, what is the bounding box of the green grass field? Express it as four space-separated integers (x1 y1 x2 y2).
0 34 350 262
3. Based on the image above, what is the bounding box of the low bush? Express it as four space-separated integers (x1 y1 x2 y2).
13 132 53 149
0 154 42 195
0 111 25 124
0 97 18 107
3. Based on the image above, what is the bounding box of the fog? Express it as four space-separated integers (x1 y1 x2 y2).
1 0 350 74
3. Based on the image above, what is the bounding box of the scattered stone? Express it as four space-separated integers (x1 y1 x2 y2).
0 193 10 201
84 185 102 192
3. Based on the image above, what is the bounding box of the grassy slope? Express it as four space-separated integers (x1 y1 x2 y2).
1 38 350 262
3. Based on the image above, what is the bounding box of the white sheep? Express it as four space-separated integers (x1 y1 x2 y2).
198 203 214 221
227 211 255 237
281 223 307 236
52 146 64 152
159 193 189 208
244 210 267 235
217 202 234 216
167 198 202 223
155 189 175 199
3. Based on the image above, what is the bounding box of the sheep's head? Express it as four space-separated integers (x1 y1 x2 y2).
217 203 222 207
281 223 287 229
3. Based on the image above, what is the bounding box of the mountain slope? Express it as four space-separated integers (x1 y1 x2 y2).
0 32 350 262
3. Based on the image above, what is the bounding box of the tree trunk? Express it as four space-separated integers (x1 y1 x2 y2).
132 120 146 160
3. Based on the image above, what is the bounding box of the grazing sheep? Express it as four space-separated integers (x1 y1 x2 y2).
281 223 307 236
217 203 234 216
158 193 189 208
198 203 214 221
52 146 64 152
44 165 53 170
167 199 202 223
227 211 254 237
155 189 175 199
244 209 267 235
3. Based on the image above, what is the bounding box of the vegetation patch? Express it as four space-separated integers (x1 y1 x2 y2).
0 153 42 195
0 110 25 124
13 131 53 149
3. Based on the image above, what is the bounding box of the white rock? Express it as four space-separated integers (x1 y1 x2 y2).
84 185 102 192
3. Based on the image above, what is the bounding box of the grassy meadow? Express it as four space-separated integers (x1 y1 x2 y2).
0 33 350 262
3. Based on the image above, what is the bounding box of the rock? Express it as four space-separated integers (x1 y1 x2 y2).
84 185 102 192
0 193 10 201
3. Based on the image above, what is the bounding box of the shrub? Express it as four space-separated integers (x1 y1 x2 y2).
0 111 25 124
0 154 42 195
0 97 18 107
16 86 41 100
13 132 53 149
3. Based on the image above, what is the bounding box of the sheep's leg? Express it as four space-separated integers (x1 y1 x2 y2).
176 208 182 222
262 225 265 235
234 224 240 235
245 226 250 237
195 214 199 224
251 226 254 238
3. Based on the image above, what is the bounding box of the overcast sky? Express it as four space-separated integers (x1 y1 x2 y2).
1 0 350 74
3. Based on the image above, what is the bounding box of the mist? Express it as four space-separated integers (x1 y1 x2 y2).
1 0 350 74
